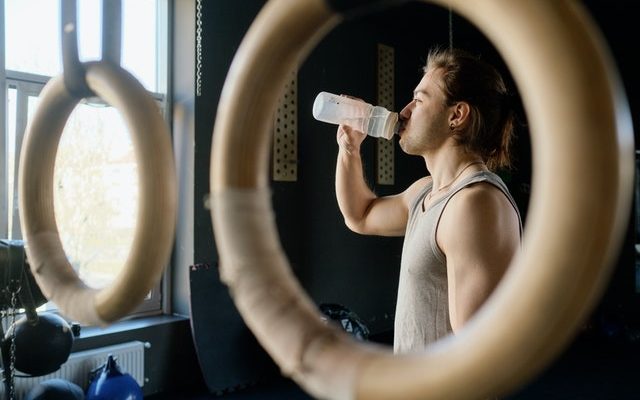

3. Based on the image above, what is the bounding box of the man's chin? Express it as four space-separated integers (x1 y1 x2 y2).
398 138 413 155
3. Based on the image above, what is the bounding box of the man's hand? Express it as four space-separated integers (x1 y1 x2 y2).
336 124 366 156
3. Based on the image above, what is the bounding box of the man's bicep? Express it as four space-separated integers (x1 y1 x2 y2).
356 195 410 236
446 239 507 330
440 186 519 330
353 177 428 237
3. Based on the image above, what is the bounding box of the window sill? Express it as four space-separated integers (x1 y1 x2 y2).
71 314 191 351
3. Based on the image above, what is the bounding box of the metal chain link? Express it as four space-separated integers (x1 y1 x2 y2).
2 241 21 400
196 0 203 96
7 290 18 400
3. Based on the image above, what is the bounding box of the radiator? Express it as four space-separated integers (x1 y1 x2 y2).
0 340 146 399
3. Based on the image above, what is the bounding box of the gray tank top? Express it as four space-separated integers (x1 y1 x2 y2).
393 170 521 353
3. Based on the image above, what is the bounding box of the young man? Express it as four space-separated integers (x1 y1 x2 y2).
335 48 522 353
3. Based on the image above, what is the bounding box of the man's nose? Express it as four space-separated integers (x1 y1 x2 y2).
399 102 413 119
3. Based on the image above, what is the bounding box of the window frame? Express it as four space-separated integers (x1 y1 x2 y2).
1 0 172 320
1 0 6 240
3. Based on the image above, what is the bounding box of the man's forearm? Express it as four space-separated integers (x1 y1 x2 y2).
335 148 376 231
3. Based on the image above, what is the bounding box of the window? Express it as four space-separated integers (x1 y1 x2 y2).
1 0 170 316
4 0 166 92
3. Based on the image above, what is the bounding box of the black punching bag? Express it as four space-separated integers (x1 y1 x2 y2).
5 313 73 376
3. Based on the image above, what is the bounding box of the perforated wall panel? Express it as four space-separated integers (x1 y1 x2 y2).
377 44 395 185
272 72 298 182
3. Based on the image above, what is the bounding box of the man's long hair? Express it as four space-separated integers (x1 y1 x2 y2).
425 48 514 170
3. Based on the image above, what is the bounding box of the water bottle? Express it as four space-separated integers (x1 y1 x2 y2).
312 91 398 140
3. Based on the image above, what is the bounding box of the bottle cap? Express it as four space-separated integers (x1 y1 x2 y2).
382 112 398 140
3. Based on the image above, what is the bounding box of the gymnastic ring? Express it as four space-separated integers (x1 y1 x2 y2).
209 0 634 399
19 61 176 326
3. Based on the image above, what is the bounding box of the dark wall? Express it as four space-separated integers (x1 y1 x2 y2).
580 0 640 336
193 1 266 270
191 0 639 394
191 1 459 391
194 0 530 337
294 4 534 336
191 1 275 393
292 5 437 333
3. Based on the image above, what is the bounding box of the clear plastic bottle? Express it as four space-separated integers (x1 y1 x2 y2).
312 91 398 140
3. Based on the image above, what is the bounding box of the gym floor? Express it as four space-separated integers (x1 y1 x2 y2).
146 377 310 400
148 332 640 400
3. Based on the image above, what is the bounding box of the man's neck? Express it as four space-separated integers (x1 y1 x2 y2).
424 146 484 191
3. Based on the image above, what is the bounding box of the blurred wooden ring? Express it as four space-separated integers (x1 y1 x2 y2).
19 61 177 325
210 0 634 399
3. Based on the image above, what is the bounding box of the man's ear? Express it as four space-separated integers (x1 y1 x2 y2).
449 102 471 128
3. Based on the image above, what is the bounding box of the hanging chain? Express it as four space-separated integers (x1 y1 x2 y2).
196 0 203 97
2 242 21 400
6 289 18 400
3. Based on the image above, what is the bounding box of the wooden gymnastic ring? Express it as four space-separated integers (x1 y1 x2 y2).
209 0 634 399
19 61 176 325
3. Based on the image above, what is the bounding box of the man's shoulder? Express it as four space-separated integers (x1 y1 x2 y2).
450 181 511 213
442 181 517 235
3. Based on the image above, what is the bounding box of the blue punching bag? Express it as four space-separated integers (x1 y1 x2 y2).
86 355 143 400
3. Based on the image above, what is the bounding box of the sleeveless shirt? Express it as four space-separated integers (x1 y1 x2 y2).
393 170 521 353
